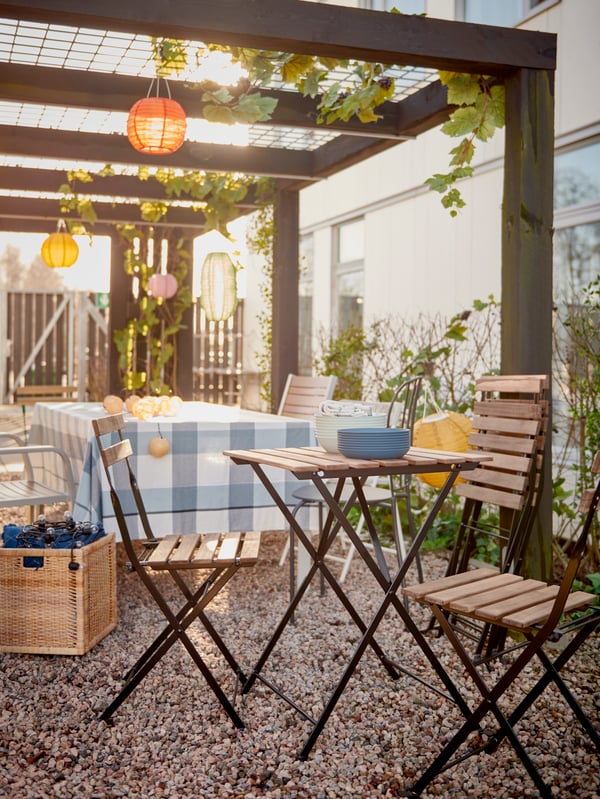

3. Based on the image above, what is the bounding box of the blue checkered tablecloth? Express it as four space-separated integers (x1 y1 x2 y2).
29 402 315 538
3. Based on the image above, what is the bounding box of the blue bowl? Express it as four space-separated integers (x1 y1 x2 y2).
337 428 411 459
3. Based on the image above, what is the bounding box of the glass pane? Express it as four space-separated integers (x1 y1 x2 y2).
384 0 425 12
337 219 364 264
555 141 600 209
299 234 314 297
554 222 600 302
298 235 314 374
464 0 523 27
337 269 364 332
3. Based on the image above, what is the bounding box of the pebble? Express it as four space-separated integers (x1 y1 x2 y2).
0 504 598 798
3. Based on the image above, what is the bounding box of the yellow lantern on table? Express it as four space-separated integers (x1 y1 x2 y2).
41 220 79 268
412 411 472 488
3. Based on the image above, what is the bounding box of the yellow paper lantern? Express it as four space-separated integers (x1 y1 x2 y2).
412 411 472 488
41 220 79 268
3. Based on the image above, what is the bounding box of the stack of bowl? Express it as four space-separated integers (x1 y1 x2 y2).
315 413 386 452
337 427 411 459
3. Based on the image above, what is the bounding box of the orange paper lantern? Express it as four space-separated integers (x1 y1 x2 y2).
127 96 186 155
41 220 79 268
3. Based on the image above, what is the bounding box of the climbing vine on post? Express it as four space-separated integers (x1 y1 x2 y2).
425 72 505 215
112 225 193 396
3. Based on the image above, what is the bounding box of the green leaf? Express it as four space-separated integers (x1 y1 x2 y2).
203 87 234 105
139 201 168 222
445 323 468 341
441 106 481 138
318 82 344 110
67 169 94 184
300 69 325 98
486 84 506 129
319 57 340 70
425 174 452 194
98 164 115 178
281 54 315 84
357 107 381 123
233 93 277 123
449 139 475 166
443 73 482 106
203 104 235 125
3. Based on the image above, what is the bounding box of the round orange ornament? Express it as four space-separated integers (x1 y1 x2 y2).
149 436 170 458
103 394 124 414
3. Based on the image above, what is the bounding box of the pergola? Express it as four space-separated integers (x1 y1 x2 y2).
0 0 556 409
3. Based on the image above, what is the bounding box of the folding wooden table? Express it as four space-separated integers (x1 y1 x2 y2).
224 444 492 758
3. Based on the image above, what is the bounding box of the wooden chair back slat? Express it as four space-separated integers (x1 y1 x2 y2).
278 374 337 419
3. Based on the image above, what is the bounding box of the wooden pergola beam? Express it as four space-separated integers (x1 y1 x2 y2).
0 125 318 180
0 195 210 229
0 0 556 73
0 61 411 141
0 165 261 209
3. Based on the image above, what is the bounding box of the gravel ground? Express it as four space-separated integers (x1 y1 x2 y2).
1 516 598 799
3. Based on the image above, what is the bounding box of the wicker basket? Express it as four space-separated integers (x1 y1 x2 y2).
0 532 117 655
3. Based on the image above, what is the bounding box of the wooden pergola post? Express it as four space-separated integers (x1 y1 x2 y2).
107 228 128 396
172 228 195 400
502 67 555 579
271 186 300 411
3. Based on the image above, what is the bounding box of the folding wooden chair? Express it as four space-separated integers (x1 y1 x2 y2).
92 414 261 729
280 376 423 596
447 374 549 579
401 451 600 798
277 373 337 419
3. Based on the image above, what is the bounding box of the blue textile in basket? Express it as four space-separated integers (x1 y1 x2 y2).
2 517 106 568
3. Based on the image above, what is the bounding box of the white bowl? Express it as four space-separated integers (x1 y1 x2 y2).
315 413 385 452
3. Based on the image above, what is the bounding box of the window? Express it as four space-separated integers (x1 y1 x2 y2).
460 0 545 27
298 234 314 375
333 219 365 333
554 140 600 300
555 141 600 210
368 0 425 12
552 140 600 457
554 223 600 302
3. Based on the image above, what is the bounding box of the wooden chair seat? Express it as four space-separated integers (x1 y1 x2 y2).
404 567 593 630
143 531 260 569
0 435 75 521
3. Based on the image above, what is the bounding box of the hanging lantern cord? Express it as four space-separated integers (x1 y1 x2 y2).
146 77 172 100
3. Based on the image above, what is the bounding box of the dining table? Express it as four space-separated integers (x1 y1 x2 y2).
224 443 493 760
28 401 315 538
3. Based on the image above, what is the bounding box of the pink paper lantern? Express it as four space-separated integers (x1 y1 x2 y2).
148 272 178 299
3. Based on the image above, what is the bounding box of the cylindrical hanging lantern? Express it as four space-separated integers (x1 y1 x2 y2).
148 272 178 299
127 94 186 155
412 411 472 488
41 220 79 268
199 251 238 322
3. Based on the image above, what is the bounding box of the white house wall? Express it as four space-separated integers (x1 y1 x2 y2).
299 0 600 351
